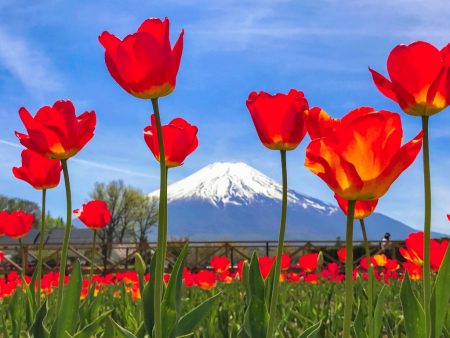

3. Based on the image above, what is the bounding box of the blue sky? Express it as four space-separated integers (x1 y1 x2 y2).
0 0 449 235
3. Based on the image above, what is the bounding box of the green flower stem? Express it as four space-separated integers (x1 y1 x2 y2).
56 159 72 312
36 188 47 306
18 238 26 278
151 98 167 338
343 200 355 338
90 230 97 283
266 150 288 338
422 116 431 337
360 218 373 338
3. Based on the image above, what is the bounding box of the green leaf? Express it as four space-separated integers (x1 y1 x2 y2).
431 245 450 338
352 300 368 338
109 317 138 338
135 322 147 338
161 244 189 338
298 321 322 338
373 285 387 338
264 260 277 308
50 260 82 338
73 310 112 338
243 252 268 338
143 253 157 335
174 293 221 337
29 300 49 338
400 272 426 338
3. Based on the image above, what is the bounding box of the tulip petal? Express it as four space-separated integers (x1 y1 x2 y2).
137 17 169 45
304 107 337 140
305 137 363 198
369 68 398 102
387 42 442 104
171 29 184 80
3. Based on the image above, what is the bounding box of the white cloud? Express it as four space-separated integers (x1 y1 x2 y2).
0 26 61 98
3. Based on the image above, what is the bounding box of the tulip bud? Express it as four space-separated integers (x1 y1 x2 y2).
135 253 146 275
317 251 324 267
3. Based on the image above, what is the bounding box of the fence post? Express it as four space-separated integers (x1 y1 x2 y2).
266 241 269 256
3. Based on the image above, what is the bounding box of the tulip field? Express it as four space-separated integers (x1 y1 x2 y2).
0 11 449 338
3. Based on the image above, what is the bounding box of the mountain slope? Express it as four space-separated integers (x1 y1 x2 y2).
149 162 434 241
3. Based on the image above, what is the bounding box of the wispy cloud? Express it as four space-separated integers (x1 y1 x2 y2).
0 139 157 179
0 25 61 98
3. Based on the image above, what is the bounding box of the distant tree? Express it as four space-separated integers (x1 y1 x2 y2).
133 196 158 255
90 180 158 272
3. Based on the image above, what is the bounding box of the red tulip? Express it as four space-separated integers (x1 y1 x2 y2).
0 211 34 239
74 200 111 230
246 89 308 150
210 256 231 273
337 248 346 263
99 17 184 99
385 259 400 271
304 273 319 284
369 41 450 116
15 100 96 160
403 261 423 280
399 232 448 271
195 270 216 290
298 253 319 272
144 115 198 168
304 107 423 200
447 214 450 221
258 256 275 280
12 149 62 190
334 194 378 219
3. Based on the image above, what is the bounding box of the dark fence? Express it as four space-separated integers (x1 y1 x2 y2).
0 239 408 275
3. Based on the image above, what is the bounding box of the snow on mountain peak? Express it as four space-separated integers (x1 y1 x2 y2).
149 162 336 213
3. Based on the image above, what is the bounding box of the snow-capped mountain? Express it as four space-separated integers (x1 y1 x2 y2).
149 162 427 241
151 162 336 213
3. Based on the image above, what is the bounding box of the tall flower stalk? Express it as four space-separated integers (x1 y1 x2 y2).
151 98 168 338
421 116 432 336
266 150 288 337
56 159 72 310
342 200 355 338
360 218 373 338
36 189 47 305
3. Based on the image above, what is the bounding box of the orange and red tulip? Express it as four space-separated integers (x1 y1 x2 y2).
15 100 96 160
99 17 183 99
144 115 198 168
304 107 423 201
399 232 448 271
369 41 450 116
334 193 378 219
0 211 34 239
246 89 308 151
13 149 62 190
74 200 111 230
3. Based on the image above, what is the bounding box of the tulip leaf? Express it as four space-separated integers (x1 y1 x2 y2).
297 320 322 338
109 316 138 338
29 299 49 338
243 252 269 338
431 245 450 338
352 300 368 338
373 285 387 338
50 260 82 338
400 272 426 338
135 322 147 338
174 293 221 337
143 253 157 335
264 260 277 308
72 309 112 338
161 243 189 338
